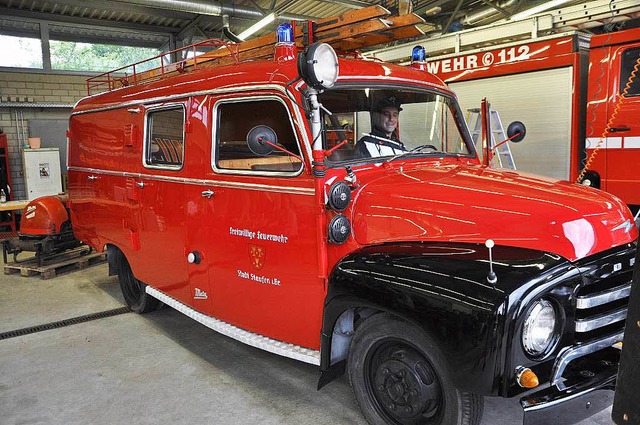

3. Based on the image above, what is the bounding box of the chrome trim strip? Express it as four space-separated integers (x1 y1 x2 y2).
72 84 291 116
68 166 315 195
574 307 627 332
210 95 305 178
551 330 623 391
337 75 449 91
522 377 615 414
146 287 320 365
142 103 186 171
576 283 631 309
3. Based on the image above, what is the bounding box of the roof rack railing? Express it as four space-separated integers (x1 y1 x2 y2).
85 5 425 96
86 39 239 95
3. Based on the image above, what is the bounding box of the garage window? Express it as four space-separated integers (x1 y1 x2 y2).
620 47 640 97
145 106 185 169
214 98 303 174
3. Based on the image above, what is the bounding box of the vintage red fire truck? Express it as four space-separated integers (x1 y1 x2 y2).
372 22 640 213
20 10 639 425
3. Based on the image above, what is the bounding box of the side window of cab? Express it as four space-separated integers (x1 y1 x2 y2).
620 47 640 96
144 105 185 170
213 97 303 174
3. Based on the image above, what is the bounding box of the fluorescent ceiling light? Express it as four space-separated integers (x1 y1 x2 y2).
511 0 571 21
238 13 276 41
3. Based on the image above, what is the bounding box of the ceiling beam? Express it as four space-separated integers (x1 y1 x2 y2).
441 0 464 34
48 32 167 48
176 14 216 42
0 9 179 35
26 0 196 21
312 0 371 8
478 0 511 18
248 0 267 15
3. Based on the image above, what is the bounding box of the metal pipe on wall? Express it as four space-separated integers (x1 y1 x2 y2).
114 0 260 19
115 0 312 23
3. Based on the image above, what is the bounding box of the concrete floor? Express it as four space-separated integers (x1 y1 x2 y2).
0 258 615 425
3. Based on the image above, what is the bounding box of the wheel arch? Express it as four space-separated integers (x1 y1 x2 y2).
318 243 520 395
318 295 421 390
319 293 459 391
105 243 133 277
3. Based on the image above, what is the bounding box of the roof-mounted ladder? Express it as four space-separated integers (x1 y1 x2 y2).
86 5 426 95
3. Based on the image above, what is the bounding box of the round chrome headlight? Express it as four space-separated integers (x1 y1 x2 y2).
522 299 558 356
298 42 339 90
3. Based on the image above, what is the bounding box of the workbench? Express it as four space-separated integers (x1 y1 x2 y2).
0 200 29 212
0 200 29 235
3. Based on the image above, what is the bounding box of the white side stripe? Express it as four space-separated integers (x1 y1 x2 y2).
607 137 622 148
625 137 640 148
585 138 600 149
586 136 640 149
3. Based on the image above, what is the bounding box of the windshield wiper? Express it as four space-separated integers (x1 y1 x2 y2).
385 144 439 164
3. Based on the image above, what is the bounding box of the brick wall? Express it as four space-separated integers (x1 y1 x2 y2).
0 71 88 200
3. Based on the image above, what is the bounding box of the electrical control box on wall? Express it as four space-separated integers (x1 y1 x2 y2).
22 148 62 200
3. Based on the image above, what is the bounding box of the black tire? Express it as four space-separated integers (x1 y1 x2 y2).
348 314 483 425
117 252 159 314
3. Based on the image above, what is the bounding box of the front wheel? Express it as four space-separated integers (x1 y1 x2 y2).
348 314 483 425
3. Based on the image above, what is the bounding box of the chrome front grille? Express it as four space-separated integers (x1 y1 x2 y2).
574 306 628 332
551 242 636 390
576 282 632 309
573 244 635 342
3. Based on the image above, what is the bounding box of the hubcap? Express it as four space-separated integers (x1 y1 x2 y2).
367 342 442 424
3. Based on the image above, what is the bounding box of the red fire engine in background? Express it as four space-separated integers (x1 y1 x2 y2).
373 13 640 212
582 28 640 207
10 6 640 425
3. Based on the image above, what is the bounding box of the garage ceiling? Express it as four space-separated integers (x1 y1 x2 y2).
0 0 637 50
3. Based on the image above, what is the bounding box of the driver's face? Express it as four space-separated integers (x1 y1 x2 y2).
378 106 399 136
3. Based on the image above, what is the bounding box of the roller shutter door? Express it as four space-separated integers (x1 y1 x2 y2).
450 67 573 180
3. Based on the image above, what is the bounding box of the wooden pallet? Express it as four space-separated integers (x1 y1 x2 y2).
4 247 106 280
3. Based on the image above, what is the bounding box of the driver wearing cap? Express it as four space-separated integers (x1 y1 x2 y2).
356 97 407 157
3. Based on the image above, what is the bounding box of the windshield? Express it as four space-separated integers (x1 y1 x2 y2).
319 87 475 164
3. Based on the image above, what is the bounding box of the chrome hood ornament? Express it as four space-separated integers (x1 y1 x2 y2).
613 219 635 234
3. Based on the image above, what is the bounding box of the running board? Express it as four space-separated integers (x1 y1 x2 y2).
146 286 321 365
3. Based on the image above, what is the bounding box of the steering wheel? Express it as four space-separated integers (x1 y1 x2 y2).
411 144 438 152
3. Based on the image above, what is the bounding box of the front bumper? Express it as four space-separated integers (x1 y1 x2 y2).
521 376 615 425
520 347 619 425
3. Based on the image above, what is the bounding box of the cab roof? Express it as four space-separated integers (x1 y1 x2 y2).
73 53 451 114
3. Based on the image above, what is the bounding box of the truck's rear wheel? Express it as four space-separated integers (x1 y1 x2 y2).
348 314 483 425
116 253 159 314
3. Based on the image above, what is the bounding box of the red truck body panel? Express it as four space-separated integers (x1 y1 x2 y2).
586 27 640 206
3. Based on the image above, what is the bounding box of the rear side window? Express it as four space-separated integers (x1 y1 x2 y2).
214 98 303 174
620 47 640 97
145 106 185 169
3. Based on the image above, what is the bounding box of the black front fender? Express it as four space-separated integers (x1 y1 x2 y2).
321 242 569 395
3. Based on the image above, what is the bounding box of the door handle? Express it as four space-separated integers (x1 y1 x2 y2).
87 175 98 180
135 181 145 188
609 126 631 133
201 189 214 199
